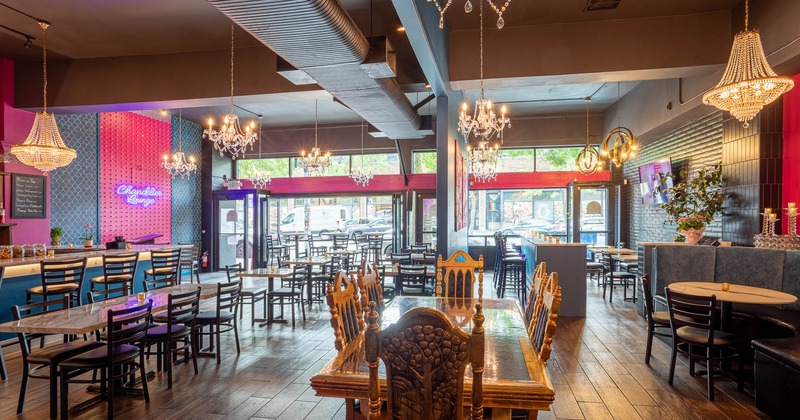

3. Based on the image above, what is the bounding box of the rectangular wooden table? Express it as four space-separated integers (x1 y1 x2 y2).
310 297 554 419
234 267 293 326
0 283 218 335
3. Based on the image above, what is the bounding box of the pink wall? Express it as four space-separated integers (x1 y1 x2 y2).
783 73 800 232
1 58 50 244
99 112 172 243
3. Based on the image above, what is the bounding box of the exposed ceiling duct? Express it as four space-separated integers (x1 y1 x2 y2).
207 0 425 139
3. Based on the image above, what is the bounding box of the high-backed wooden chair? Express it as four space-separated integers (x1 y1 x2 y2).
357 263 384 316
524 262 547 324
365 302 485 420
436 250 484 300
528 272 562 366
326 271 365 352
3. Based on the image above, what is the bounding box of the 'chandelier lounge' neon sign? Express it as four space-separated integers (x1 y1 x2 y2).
115 185 163 208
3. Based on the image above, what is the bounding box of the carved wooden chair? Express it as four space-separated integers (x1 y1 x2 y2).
365 302 485 420
326 271 365 352
436 250 484 300
528 272 562 366
357 263 384 316
523 262 547 325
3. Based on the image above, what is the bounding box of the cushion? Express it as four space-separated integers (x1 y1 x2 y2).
653 245 717 296
90 274 132 284
146 324 192 340
27 283 79 295
652 311 670 325
782 251 800 312
26 340 105 365
59 344 140 369
715 247 784 291
752 336 800 371
676 326 742 346
242 287 267 296
196 310 234 323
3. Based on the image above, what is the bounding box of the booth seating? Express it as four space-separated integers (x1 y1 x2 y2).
751 336 800 419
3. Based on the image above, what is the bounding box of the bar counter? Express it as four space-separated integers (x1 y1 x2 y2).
517 233 587 317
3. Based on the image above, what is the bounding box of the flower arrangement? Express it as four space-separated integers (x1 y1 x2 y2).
81 224 94 241
657 163 726 242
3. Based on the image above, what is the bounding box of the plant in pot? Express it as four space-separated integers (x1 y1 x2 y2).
657 163 726 244
50 227 63 247
81 223 95 248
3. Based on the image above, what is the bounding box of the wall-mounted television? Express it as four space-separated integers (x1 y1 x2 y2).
638 158 673 204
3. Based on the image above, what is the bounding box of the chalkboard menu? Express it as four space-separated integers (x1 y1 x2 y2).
12 174 46 219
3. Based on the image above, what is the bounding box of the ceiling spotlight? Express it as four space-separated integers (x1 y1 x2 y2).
424 83 431 89
397 26 405 32
24 36 32 48
160 109 168 116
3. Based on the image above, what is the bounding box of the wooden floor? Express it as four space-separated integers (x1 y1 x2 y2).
0 272 770 419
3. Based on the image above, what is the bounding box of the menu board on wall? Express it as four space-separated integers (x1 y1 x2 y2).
12 174 46 219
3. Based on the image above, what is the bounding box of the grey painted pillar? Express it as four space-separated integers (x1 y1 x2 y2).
436 95 469 255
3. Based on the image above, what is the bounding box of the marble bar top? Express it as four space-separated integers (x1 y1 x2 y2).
0 244 190 279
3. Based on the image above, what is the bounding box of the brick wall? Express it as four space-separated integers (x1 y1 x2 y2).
622 112 724 248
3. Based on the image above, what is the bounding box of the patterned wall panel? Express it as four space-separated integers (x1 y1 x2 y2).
99 112 172 244
171 115 202 244
51 114 99 244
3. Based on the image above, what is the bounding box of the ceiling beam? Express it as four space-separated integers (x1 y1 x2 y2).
392 0 450 97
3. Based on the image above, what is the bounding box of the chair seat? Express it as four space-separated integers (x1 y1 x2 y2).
676 326 743 346
26 340 105 365
27 283 79 295
59 344 140 369
196 310 235 324
652 311 671 325
179 260 198 267
242 287 267 296
90 274 133 284
146 324 192 340
586 262 604 269
610 271 637 278
269 287 302 297
145 267 176 275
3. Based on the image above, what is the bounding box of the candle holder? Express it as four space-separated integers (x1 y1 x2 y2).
787 208 798 236
761 212 771 234
769 218 779 236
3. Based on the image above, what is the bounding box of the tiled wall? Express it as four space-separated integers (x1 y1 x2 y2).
51 114 99 244
171 115 202 244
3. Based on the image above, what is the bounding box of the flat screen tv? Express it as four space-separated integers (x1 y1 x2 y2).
638 158 673 204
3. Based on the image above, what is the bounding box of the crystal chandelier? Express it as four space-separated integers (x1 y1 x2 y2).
11 21 77 173
428 0 514 29
702 0 794 127
458 0 510 144
601 82 637 168
203 24 257 160
299 100 332 176
350 119 373 187
250 118 271 189
467 141 499 182
161 110 198 179
576 97 602 175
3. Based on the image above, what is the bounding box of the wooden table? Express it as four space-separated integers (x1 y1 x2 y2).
667 282 798 330
282 256 332 306
612 254 638 263
234 267 294 326
0 283 218 336
310 297 554 419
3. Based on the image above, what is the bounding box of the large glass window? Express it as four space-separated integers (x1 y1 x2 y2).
237 158 290 179
290 156 351 177
467 188 568 245
238 152 399 178
535 147 583 171
497 149 535 172
412 151 437 174
354 153 400 175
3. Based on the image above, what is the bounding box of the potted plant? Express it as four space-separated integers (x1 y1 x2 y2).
81 224 95 248
50 227 63 247
657 163 726 244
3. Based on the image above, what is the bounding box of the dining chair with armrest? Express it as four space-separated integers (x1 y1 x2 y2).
365 302 485 419
436 250 484 299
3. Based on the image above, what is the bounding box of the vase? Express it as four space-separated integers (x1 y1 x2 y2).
679 227 706 245
84 239 93 248
51 238 61 247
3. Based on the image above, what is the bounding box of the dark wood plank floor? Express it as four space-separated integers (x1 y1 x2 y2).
0 272 770 419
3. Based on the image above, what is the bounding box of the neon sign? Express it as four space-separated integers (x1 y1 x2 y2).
115 185 163 208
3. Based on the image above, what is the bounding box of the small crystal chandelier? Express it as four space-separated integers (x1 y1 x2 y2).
467 141 499 182
428 0 514 29
299 100 332 176
601 82 637 168
458 0 510 144
203 24 257 160
576 97 602 175
11 21 77 173
161 110 198 179
702 0 794 127
250 117 271 189
350 119 373 187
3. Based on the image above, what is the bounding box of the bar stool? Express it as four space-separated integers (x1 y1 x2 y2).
89 252 139 292
144 248 181 290
26 257 88 306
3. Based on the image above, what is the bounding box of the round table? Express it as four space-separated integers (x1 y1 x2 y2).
667 281 798 330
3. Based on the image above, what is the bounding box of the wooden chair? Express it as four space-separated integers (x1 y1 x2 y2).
89 252 139 292
195 280 242 364
523 262 547 325
528 272 562 366
665 288 745 401
435 250 484 299
357 263 385 316
365 302 485 419
26 257 88 306
641 274 672 365
326 271 364 351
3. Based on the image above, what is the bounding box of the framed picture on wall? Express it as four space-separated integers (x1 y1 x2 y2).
455 141 468 231
11 174 46 219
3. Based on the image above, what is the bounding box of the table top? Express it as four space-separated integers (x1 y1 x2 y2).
234 268 293 278
282 256 332 266
0 283 219 335
325 250 356 256
668 282 798 305
612 254 639 263
310 297 554 411
588 247 637 255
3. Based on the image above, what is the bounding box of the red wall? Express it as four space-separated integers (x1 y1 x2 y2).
783 73 800 232
99 112 172 243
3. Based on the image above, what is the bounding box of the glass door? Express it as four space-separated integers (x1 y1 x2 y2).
217 197 248 271
415 192 437 248
575 186 611 246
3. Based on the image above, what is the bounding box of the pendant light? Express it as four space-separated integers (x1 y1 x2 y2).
161 110 198 179
250 117 271 188
350 119 373 187
576 97 602 175
601 82 637 168
298 100 332 176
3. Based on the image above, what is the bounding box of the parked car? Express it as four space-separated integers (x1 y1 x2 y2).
339 218 374 236
280 205 347 235
580 216 607 232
